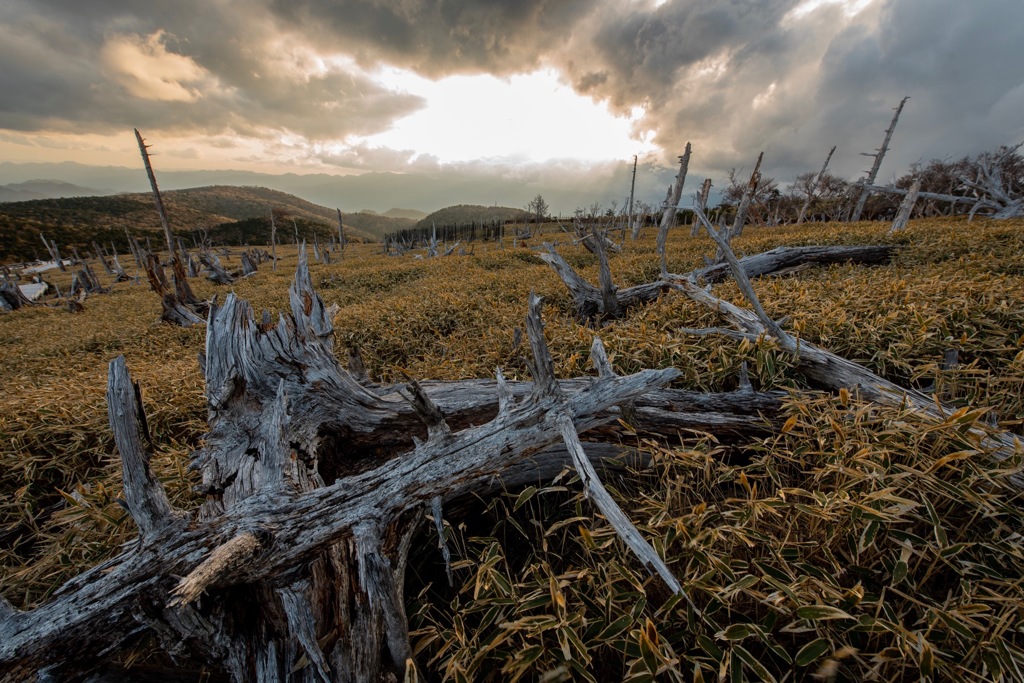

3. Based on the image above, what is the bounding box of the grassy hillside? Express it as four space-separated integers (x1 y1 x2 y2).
415 203 532 230
2 219 1023 680
0 185 412 264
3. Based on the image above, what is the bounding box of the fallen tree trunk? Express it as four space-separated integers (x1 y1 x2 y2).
682 207 1023 482
8 250 795 681
539 242 898 321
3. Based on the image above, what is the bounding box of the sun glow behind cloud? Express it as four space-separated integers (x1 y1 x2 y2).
348 68 655 166
785 0 875 22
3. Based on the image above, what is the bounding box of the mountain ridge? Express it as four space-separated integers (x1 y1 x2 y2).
0 185 416 264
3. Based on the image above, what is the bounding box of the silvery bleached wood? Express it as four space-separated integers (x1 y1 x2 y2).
628 154 639 240
592 226 619 318
658 143 692 275
687 206 1022 482
729 151 764 238
889 177 921 232
539 240 897 322
853 182 976 206
690 178 714 236
797 145 837 225
3 252 703 681
850 97 909 222
961 142 1024 220
106 356 181 538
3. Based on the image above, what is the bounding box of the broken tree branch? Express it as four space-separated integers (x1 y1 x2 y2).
684 207 1023 482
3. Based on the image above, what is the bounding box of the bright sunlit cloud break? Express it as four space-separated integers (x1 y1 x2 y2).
352 68 655 165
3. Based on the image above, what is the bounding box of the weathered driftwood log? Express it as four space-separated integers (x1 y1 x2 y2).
3 249 798 682
852 182 977 206
539 241 898 322
689 244 898 284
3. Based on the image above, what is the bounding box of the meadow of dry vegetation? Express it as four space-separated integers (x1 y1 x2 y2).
2 218 1024 681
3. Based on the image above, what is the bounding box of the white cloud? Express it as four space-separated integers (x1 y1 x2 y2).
100 30 210 102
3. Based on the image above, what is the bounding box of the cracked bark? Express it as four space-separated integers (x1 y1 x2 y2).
3 250 787 682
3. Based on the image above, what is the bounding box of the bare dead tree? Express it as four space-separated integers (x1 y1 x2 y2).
962 142 1024 219
684 205 1021 477
269 209 278 272
850 97 909 222
539 241 896 322
135 129 201 312
38 233 65 271
657 143 692 275
690 178 714 236
729 151 764 239
797 145 837 224
336 209 346 258
889 177 921 232
628 155 640 240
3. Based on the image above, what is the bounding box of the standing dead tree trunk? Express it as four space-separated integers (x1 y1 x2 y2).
240 250 258 276
125 228 144 270
38 233 65 271
889 177 921 232
690 179 713 237
850 97 909 222
658 143 692 276
1 250 720 682
92 241 115 276
141 253 205 326
135 128 203 321
729 151 764 239
269 209 279 272
628 155 640 240
336 209 346 258
797 145 837 225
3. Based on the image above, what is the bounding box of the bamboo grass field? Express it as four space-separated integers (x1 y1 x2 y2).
2 218 1024 680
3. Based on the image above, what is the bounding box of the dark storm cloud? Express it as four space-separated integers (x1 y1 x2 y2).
559 0 1024 185
1 0 1022 200
0 0 424 138
815 0 1024 168
265 0 596 77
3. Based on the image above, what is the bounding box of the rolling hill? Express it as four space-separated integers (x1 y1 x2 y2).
414 204 532 230
0 186 414 264
0 179 113 203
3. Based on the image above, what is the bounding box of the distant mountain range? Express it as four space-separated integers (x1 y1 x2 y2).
0 185 418 264
0 160 675 217
0 179 113 202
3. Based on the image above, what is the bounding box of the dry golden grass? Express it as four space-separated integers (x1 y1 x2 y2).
2 218 1023 680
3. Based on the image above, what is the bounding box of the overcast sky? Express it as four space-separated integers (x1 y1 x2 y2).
1 0 1022 212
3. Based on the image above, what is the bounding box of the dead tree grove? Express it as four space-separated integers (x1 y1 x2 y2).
1 247 803 682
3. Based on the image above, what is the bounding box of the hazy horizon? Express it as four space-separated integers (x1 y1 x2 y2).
2 0 1022 214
